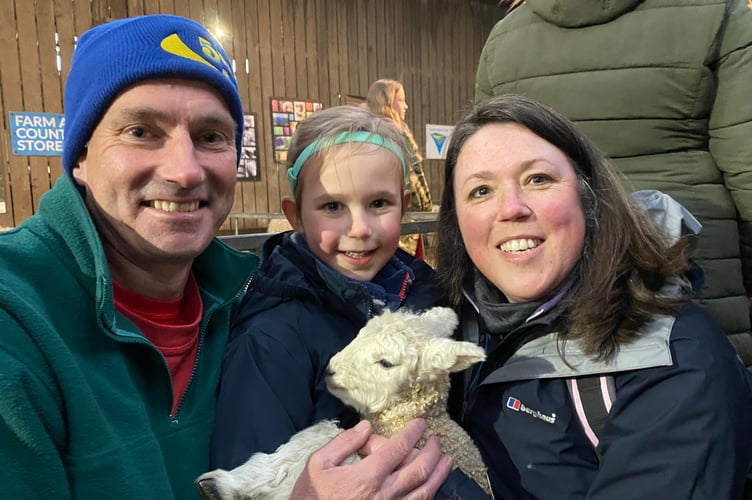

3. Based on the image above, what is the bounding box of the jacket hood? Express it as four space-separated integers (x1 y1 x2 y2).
526 0 642 27
237 231 318 318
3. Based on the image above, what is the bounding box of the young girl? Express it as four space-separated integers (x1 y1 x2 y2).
209 105 444 470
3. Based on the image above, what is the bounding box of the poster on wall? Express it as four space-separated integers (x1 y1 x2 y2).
270 97 324 163
237 113 260 181
425 124 454 160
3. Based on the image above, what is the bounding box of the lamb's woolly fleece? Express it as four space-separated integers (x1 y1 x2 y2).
196 307 490 498
327 307 491 494
195 420 357 500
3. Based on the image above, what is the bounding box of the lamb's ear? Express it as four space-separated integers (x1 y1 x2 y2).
420 338 486 376
417 307 459 339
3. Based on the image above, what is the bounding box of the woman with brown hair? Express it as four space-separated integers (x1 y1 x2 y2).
438 94 752 499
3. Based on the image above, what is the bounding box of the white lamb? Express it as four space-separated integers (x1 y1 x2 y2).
196 306 490 499
196 419 356 500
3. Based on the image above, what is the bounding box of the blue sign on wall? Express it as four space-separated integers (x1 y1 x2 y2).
9 111 65 156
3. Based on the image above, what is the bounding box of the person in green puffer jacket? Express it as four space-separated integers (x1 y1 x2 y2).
475 0 752 368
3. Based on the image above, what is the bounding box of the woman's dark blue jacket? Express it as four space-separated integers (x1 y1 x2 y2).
452 298 752 499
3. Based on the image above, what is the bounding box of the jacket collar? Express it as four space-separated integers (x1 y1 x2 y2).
479 314 675 385
248 231 442 321
470 279 684 386
35 176 258 332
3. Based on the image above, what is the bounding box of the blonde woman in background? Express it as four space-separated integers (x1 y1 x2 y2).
366 79 433 260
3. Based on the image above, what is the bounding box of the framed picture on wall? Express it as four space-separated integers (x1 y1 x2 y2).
238 113 260 181
270 97 324 163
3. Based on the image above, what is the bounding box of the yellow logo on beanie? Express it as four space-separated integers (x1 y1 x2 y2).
160 33 232 79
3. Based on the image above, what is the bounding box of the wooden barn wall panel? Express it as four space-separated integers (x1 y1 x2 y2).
267 0 287 217
7 0 37 223
71 0 94 38
53 0 77 107
36 1 64 183
225 0 253 233
239 0 266 231
158 0 176 16
0 0 501 229
252 0 276 231
0 0 23 227
365 1 377 90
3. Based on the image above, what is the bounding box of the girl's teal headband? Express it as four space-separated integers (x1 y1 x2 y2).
286 131 408 193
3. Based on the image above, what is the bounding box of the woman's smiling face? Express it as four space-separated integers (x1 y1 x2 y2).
453 122 586 303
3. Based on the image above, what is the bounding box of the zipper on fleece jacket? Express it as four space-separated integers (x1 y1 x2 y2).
104 270 257 423
172 271 256 422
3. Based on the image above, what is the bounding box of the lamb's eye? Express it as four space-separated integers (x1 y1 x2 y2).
378 359 394 368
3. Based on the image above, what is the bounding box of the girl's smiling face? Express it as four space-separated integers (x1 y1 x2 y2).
284 143 409 282
454 123 586 302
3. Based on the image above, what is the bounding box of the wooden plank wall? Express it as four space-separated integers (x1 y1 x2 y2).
0 0 502 231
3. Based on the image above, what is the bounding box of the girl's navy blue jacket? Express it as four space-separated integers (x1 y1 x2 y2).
209 231 444 470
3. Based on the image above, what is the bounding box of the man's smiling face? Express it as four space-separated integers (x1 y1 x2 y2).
72 78 238 268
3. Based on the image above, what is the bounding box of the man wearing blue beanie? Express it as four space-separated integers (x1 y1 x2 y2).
0 13 257 499
0 13 449 500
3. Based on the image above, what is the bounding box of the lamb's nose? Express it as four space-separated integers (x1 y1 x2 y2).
196 478 222 500
326 369 335 377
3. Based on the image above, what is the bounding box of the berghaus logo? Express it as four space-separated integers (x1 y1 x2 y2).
506 396 556 424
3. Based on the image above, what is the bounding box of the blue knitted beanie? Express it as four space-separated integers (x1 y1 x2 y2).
62 14 243 174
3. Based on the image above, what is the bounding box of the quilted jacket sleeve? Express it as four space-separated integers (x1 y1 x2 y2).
474 22 499 103
708 0 752 292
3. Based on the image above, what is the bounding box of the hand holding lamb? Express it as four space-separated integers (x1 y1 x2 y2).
196 307 491 499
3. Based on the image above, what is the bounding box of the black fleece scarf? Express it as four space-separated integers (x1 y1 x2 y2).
472 270 544 336
471 269 572 353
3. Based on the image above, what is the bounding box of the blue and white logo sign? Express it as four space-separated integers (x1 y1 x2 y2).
9 111 65 156
425 124 454 160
